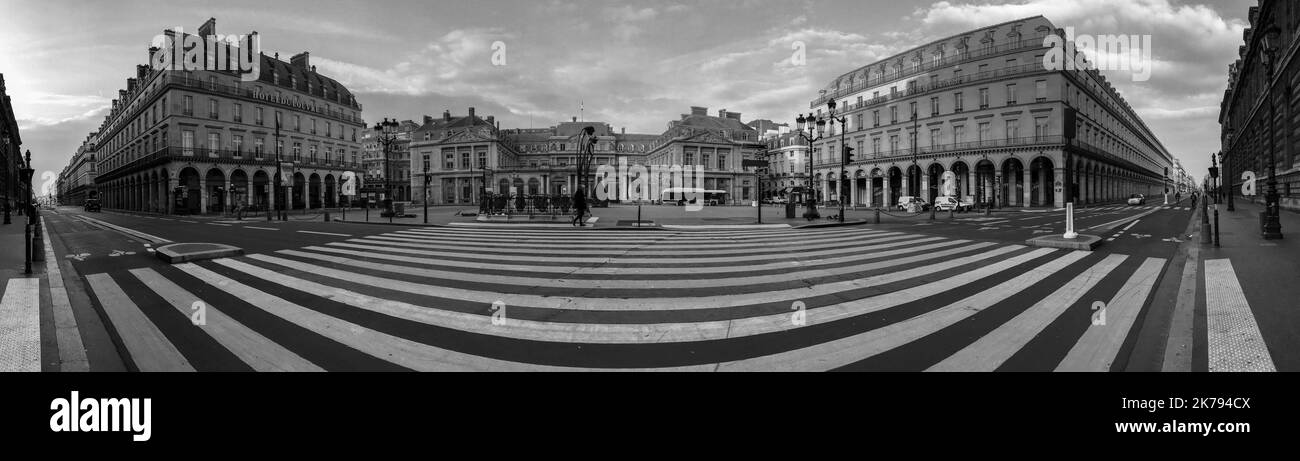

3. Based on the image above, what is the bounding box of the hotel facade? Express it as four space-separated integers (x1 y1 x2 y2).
805 15 1173 209
1219 1 1300 211
87 19 366 215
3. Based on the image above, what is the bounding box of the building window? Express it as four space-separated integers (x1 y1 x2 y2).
233 135 243 154
182 130 194 155
183 96 193 116
254 137 264 155
1036 80 1048 102
872 138 880 155
979 88 989 109
209 99 218 119
256 107 264 125
929 128 940 147
978 122 990 142
292 143 302 162
890 106 897 124
930 97 939 116
873 110 880 127
294 115 301 131
309 145 318 162
1006 83 1017 105
1035 117 1049 139
954 92 963 112
1005 120 1019 140
207 132 220 152
954 125 966 143
889 136 899 153
444 153 455 170
233 103 242 122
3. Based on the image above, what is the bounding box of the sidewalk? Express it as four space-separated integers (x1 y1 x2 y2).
1195 200 1300 371
0 213 66 372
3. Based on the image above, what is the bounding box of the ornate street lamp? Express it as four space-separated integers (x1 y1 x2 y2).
2 130 10 225
20 150 35 274
794 111 830 220
1260 25 1284 239
373 118 400 223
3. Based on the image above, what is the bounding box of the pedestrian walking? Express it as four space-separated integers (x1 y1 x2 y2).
572 187 589 227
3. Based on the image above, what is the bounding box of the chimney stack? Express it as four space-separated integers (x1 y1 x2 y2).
290 51 310 69
423 115 433 125
468 107 475 118
572 116 577 122
690 106 708 116
486 115 494 125
621 127 626 134
719 109 727 117
443 110 451 122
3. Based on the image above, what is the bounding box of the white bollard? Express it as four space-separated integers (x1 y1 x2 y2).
1063 202 1078 239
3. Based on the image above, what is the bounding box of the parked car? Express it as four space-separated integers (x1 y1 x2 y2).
933 196 971 212
771 197 787 204
84 199 101 212
896 196 930 211
1126 193 1146 206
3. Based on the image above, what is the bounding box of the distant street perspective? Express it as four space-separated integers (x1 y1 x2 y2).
1 1 1293 373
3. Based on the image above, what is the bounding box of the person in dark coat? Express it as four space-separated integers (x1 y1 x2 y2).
572 187 589 227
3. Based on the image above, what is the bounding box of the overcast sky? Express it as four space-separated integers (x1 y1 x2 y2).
0 0 1254 191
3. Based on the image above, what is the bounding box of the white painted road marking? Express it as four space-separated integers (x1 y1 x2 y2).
85 273 195 372
296 230 352 237
245 226 279 231
1056 257 1166 371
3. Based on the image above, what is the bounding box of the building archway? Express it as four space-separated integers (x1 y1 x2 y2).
975 159 996 206
951 161 970 199
309 173 322 209
253 170 270 210
324 174 337 208
1029 156 1055 207
230 169 249 210
293 172 307 209
205 168 226 213
927 163 945 202
1002 157 1025 207
887 166 903 206
905 164 922 198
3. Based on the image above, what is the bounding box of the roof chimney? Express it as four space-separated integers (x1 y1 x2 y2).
290 51 310 69
573 116 578 122
690 106 708 116
423 115 433 125
486 115 494 125
718 109 727 117
468 107 475 119
443 110 451 122
622 127 626 134
198 18 216 37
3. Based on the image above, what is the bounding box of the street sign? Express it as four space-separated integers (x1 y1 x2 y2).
279 162 295 183
742 159 768 168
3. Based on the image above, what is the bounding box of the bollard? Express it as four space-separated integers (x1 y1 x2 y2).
31 221 44 262
24 223 32 274
1063 202 1078 239
874 208 881 224
1201 201 1212 244
930 205 936 221
1214 208 1220 247
324 212 331 222
949 207 955 221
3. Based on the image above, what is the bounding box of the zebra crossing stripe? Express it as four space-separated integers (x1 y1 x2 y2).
1202 259 1276 372
353 232 913 255
927 254 1129 371
299 238 977 274
716 249 1086 371
85 273 195 372
0 278 41 372
378 229 892 249
129 268 323 372
242 244 1026 312
328 236 947 265
276 240 996 290
1055 257 1167 371
173 262 710 371
214 244 1042 345
399 226 877 241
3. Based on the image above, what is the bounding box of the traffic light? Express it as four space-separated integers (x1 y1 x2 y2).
842 145 854 164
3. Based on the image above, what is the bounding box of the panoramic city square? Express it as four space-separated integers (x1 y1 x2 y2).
0 0 1295 375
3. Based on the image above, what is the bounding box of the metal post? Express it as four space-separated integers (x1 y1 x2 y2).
1202 199 1212 244
1214 206 1221 247
1063 202 1077 239
423 173 429 224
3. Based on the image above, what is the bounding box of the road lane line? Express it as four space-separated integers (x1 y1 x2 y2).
245 226 279 231
296 230 351 237
1122 220 1140 231
74 215 172 243
129 268 322 372
0 278 41 372
928 254 1129 371
1202 259 1276 372
84 273 194 372
1055 257 1167 371
715 249 1084 371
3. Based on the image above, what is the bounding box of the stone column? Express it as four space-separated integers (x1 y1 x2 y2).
199 179 208 213
1022 167 1031 207
883 177 893 210
920 173 930 203
849 176 858 206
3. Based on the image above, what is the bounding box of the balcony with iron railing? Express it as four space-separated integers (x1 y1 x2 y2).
96 146 363 181
820 61 1052 117
812 35 1051 108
